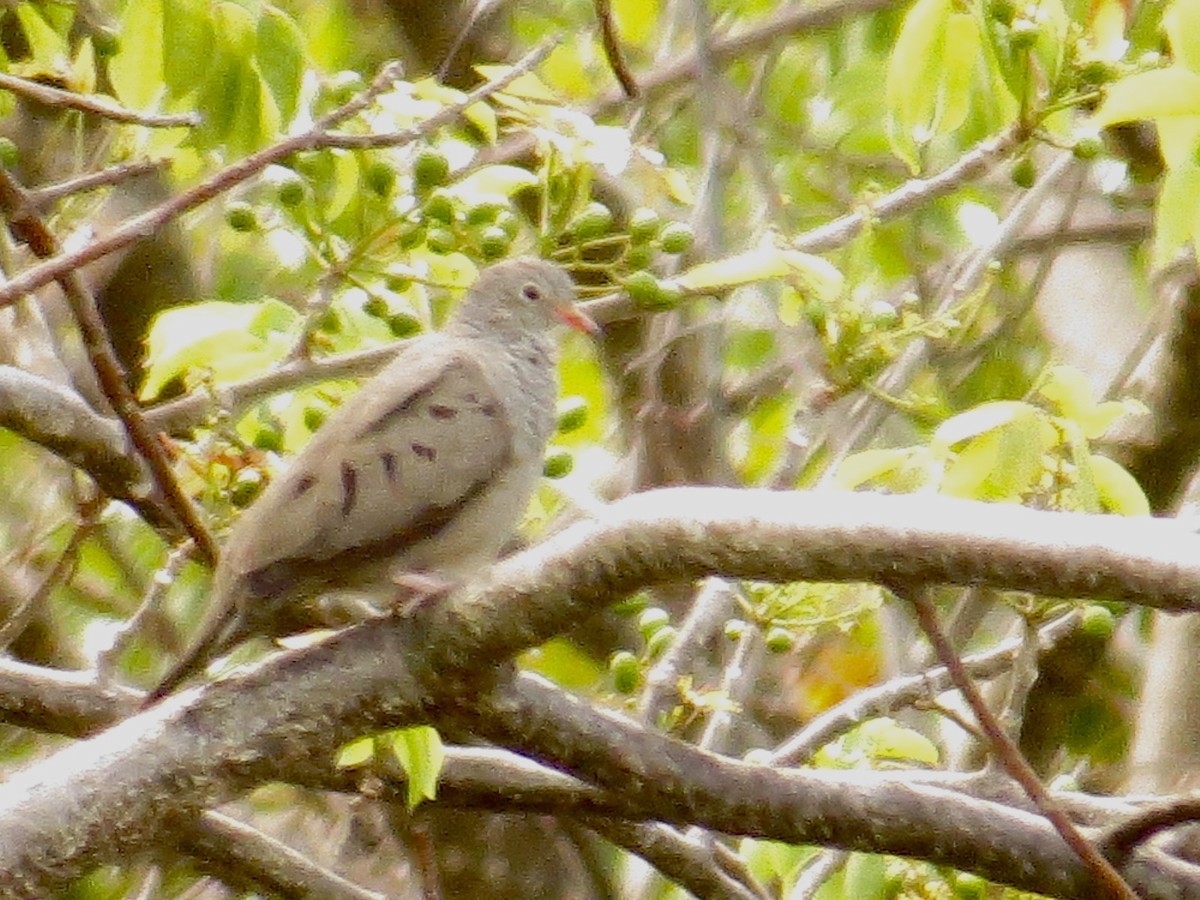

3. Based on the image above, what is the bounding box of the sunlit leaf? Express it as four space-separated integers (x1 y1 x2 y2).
110 0 163 108
1089 455 1150 516
389 726 445 809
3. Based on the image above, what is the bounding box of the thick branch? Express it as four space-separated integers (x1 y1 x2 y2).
1 487 1198 895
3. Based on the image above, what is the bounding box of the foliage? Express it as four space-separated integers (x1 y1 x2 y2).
0 0 1188 895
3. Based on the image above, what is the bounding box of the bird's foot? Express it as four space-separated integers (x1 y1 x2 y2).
390 571 457 617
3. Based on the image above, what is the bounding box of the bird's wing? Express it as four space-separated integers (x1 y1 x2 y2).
224 340 518 600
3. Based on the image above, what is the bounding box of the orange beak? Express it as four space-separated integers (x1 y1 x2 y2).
555 305 600 336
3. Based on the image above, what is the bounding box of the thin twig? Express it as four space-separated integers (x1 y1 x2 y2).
25 160 165 207
793 125 1027 254
0 500 101 652
0 41 557 309
595 0 639 97
0 72 200 128
899 583 1137 900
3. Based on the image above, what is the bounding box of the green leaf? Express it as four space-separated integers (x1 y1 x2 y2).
335 736 375 768
163 0 215 98
110 0 164 108
938 403 1049 501
452 165 539 198
256 6 305 125
325 149 359 220
1154 158 1200 265
1165 0 1200 74
140 299 300 399
676 247 843 301
518 638 604 689
1037 365 1095 423
843 853 888 900
886 0 982 170
389 726 445 809
15 5 69 70
1090 68 1200 132
840 448 921 489
932 400 1039 451
414 78 497 143
1089 455 1150 516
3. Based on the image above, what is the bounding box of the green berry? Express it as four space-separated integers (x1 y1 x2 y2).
319 70 365 108
569 202 614 242
629 207 662 243
0 138 18 169
412 147 450 192
1073 134 1103 161
302 405 328 431
92 28 121 57
658 222 695 255
465 194 510 226
1009 18 1039 51
765 626 795 653
479 225 511 260
398 224 426 250
277 173 306 207
1078 58 1117 86
225 202 258 232
645 625 677 659
422 191 455 224
385 271 413 293
610 651 642 694
1011 157 1036 189
363 296 390 319
229 468 264 508
1079 605 1116 641
556 397 588 434
625 245 654 270
251 426 284 452
637 607 670 640
624 271 682 311
542 447 574 478
387 311 423 337
365 161 397 198
426 226 457 255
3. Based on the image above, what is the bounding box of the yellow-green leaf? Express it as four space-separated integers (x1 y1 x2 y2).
1038 365 1095 423
140 299 299 399
335 736 375 768
1165 0 1200 74
110 0 164 108
1089 455 1150 516
1090 68 1200 131
932 400 1038 451
389 726 445 810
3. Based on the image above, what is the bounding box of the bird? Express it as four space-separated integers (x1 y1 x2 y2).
145 257 595 704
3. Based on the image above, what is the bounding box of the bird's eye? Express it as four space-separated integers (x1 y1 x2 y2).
522 283 542 301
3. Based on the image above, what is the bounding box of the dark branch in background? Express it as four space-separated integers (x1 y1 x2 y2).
0 168 216 561
461 673 1171 899
896 584 1137 899
595 0 639 98
1112 276 1200 510
0 72 201 128
0 366 168 524
0 41 556 309
183 812 385 900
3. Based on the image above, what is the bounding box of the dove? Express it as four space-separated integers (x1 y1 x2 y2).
145 257 594 704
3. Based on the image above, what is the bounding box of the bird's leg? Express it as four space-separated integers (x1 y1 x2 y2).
390 571 458 616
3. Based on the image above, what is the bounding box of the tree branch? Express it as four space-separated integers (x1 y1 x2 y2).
1 487 1199 895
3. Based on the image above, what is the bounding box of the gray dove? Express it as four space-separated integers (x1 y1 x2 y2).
146 257 593 703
